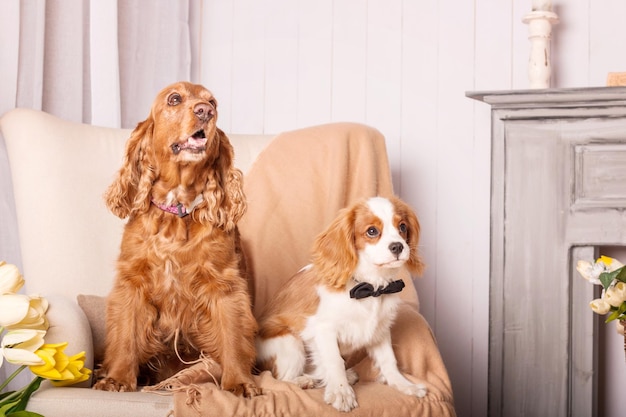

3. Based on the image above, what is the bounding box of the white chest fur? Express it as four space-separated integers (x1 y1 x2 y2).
301 285 402 356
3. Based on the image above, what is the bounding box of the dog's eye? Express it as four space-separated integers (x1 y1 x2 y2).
168 93 182 106
209 98 217 108
366 227 380 238
399 223 408 234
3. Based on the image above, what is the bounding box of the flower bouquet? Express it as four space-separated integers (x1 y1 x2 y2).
0 261 92 417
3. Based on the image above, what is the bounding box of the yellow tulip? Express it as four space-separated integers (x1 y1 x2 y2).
0 261 24 295
0 293 49 330
30 342 92 386
0 329 46 366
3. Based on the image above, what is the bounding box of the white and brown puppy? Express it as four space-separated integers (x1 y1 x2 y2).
256 196 427 412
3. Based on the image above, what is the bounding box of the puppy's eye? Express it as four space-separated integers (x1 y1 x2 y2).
168 93 182 106
209 98 217 108
366 227 380 238
399 223 408 234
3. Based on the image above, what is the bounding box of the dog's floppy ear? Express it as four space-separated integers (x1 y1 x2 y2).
196 129 247 230
104 118 156 219
312 205 359 290
393 196 425 276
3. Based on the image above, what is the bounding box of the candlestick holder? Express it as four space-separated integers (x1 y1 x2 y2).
523 10 559 89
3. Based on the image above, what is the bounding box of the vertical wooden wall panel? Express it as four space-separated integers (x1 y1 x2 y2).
589 0 626 86
364 0 402 187
330 0 367 122
264 0 298 133
400 0 440 340
552 0 590 87
231 0 266 133
296 0 333 128
511 0 533 89
201 0 234 132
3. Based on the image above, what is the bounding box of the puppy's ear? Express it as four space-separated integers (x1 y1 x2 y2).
394 197 425 276
104 119 155 219
198 129 247 230
312 206 359 290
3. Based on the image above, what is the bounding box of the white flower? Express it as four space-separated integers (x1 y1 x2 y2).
589 298 611 315
0 329 46 367
576 260 604 285
598 255 625 272
0 294 49 330
604 282 626 308
0 261 24 295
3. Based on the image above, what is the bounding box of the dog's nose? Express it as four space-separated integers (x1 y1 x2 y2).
194 103 213 121
388 242 404 255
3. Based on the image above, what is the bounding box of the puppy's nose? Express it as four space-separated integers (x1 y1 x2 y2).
194 103 213 121
389 242 404 255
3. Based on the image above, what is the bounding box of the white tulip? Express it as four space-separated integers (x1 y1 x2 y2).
0 294 30 327
604 282 626 308
589 298 611 315
12 294 48 330
0 262 24 294
0 329 46 367
0 294 49 330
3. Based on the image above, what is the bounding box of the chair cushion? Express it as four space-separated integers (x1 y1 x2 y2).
76 294 107 364
28 384 173 417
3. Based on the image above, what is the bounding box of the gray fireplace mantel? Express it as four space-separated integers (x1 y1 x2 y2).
468 87 626 417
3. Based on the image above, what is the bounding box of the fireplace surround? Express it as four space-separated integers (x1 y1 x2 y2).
468 87 626 417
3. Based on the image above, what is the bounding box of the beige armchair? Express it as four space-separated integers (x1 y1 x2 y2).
1 108 455 417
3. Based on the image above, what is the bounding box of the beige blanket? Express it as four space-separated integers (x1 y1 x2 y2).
167 122 456 416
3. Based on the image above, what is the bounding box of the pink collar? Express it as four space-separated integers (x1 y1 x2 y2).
151 195 203 218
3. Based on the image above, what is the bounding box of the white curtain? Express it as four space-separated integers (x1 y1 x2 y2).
0 0 203 388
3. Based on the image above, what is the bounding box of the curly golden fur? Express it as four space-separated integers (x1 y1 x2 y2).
93 82 260 398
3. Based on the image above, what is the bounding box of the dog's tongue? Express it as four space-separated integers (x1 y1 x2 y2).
186 135 207 149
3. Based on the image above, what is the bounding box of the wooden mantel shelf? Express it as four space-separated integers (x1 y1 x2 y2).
467 86 626 108
467 87 626 417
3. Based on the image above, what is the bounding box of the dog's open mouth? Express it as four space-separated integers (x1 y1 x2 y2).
171 130 207 155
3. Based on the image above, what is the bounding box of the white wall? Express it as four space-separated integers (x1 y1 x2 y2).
199 1 626 416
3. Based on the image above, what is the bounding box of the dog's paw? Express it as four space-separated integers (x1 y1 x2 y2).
346 368 359 386
324 383 358 412
224 380 262 398
392 382 428 398
242 382 263 398
92 377 136 392
292 374 319 389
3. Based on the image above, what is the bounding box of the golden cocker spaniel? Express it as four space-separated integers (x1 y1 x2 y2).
93 82 260 398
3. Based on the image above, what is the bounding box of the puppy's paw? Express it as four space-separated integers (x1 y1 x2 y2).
346 368 359 386
92 377 136 392
324 383 358 412
392 382 428 398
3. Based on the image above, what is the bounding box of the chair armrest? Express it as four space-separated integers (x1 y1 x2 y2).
43 294 95 387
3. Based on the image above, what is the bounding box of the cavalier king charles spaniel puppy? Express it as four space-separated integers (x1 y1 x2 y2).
93 82 260 398
256 196 427 412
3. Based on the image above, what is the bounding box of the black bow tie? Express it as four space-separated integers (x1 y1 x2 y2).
349 279 405 300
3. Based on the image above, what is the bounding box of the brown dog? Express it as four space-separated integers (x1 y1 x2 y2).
93 82 260 398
